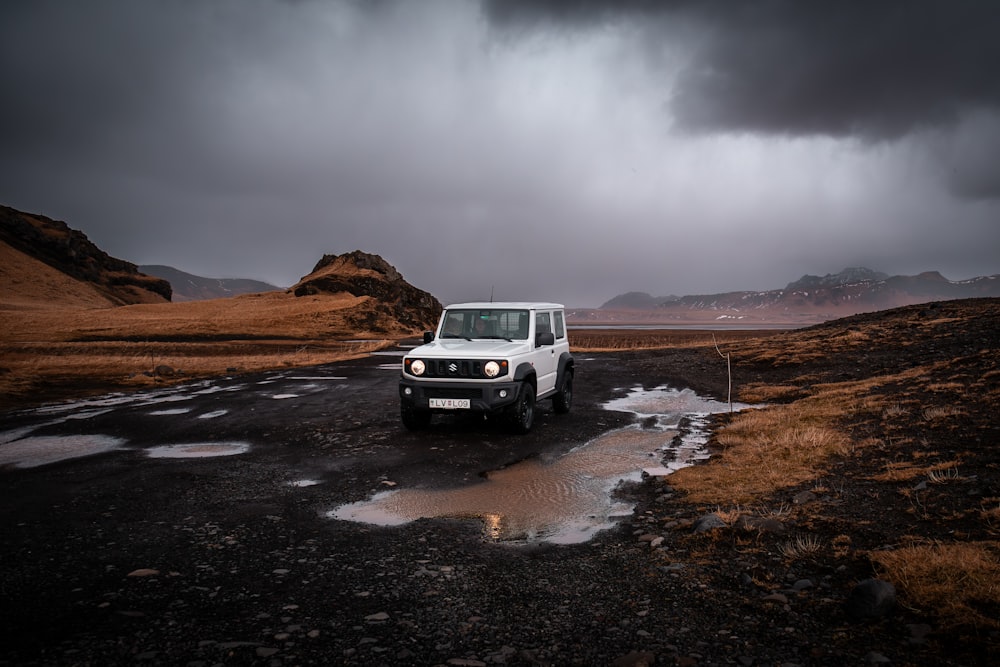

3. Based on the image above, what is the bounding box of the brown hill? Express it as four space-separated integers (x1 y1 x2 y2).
0 205 171 308
291 250 441 332
0 239 442 406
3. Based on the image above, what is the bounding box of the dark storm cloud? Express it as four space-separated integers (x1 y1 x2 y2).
486 0 1000 139
0 1 998 308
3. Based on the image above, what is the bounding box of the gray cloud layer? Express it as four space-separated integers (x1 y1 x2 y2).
1 0 998 307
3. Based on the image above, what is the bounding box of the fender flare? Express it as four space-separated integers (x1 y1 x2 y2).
513 362 537 385
556 352 574 389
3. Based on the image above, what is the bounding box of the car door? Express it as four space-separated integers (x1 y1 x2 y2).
532 310 559 396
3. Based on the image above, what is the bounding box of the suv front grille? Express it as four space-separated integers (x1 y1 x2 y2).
426 359 485 379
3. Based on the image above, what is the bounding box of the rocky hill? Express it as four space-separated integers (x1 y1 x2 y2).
0 205 171 308
580 267 1000 325
139 265 279 302
291 250 442 331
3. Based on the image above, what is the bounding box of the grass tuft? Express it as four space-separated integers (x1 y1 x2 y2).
872 541 1000 630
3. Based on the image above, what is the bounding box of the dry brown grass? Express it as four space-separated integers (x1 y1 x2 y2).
669 400 852 504
569 328 777 352
667 353 975 505
0 291 414 408
872 541 1000 630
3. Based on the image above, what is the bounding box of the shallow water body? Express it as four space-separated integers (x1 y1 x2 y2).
332 386 753 544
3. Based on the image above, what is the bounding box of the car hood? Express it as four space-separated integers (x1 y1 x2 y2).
408 339 530 358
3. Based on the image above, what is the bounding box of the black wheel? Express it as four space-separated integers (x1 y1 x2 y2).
509 383 535 434
401 404 431 430
552 369 573 414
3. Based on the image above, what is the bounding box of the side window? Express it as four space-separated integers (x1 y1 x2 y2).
554 311 565 339
535 312 551 336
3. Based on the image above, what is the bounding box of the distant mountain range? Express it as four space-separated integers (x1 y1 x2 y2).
139 265 280 302
569 267 1000 325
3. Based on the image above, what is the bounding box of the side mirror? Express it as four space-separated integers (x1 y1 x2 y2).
536 331 555 347
423 331 434 344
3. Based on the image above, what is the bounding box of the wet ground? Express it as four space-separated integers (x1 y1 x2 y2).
3 303 998 666
1 353 741 545
0 347 746 666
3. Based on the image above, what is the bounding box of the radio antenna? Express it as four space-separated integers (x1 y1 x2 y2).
489 285 494 302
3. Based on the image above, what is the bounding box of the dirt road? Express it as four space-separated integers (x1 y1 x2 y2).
0 345 972 666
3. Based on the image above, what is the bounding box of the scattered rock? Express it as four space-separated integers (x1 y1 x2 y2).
793 490 817 504
693 513 727 533
613 650 656 666
845 579 896 621
126 568 160 577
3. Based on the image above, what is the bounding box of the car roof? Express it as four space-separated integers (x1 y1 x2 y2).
444 302 564 310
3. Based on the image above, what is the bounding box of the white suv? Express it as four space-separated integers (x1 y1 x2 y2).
399 302 574 433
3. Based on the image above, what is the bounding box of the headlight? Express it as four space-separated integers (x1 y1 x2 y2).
483 360 501 378
409 359 425 376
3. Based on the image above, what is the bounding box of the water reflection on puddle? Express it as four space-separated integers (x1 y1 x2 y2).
332 385 751 544
146 442 251 458
0 434 127 468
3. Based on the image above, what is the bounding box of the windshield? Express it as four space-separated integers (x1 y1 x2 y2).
439 309 529 340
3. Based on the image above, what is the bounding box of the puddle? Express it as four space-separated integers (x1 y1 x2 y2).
146 442 251 458
271 394 299 400
0 435 126 468
289 479 322 487
148 408 192 416
197 410 229 419
331 385 749 544
135 393 192 407
1 425 47 445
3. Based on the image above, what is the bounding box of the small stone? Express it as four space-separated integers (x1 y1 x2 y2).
907 623 932 645
693 513 726 533
792 490 817 504
126 568 160 577
762 593 789 605
845 579 896 620
792 578 814 591
613 650 656 666
365 611 390 622
865 651 891 664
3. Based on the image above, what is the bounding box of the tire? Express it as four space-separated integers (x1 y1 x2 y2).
509 383 535 434
552 369 573 414
401 404 431 430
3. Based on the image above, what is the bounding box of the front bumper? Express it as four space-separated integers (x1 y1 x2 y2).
399 377 523 413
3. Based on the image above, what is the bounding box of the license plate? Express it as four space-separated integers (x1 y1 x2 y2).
429 398 470 409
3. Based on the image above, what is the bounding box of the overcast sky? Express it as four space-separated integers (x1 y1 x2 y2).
2 0 998 307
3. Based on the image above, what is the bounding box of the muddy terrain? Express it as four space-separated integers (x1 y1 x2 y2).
1 299 998 666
